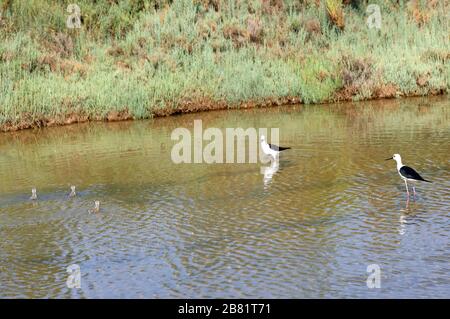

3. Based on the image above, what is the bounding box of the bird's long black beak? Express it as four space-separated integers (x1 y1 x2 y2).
385 157 393 161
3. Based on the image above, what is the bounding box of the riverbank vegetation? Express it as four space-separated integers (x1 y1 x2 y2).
0 0 448 131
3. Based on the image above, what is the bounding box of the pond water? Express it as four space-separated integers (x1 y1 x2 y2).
0 97 449 298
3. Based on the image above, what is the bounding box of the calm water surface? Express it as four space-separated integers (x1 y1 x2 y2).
0 97 449 298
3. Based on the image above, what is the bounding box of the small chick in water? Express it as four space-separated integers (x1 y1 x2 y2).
88 201 100 214
69 185 76 197
30 188 37 200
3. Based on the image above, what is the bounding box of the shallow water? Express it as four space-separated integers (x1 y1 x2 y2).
0 97 449 298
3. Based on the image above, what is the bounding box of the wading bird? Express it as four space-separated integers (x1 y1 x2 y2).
260 135 291 159
69 185 76 197
385 154 431 200
30 188 37 200
88 201 100 214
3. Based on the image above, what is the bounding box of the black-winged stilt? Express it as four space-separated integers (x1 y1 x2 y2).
260 135 291 159
69 185 76 197
30 188 37 200
88 200 100 214
385 153 431 199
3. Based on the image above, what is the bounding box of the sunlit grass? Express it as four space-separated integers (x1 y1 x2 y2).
0 0 448 130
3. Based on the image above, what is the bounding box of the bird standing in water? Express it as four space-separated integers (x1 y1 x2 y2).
69 185 76 197
88 201 100 214
385 153 431 200
30 188 37 200
260 135 291 159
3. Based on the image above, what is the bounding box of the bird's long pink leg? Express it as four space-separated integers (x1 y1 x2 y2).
413 186 416 201
404 180 410 199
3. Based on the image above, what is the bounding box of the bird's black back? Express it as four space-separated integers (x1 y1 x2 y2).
400 166 431 182
268 144 291 152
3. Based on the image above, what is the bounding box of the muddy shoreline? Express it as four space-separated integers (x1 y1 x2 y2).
2 90 447 133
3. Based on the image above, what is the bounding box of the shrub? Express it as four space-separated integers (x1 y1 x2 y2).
326 0 345 31
340 55 372 88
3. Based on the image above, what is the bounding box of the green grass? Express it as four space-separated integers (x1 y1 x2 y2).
0 0 448 130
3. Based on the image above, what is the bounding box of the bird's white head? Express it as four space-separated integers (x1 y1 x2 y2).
385 153 403 168
392 154 401 163
260 135 266 142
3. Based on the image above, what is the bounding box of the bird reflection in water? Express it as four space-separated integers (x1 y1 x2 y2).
398 213 407 235
261 157 279 188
